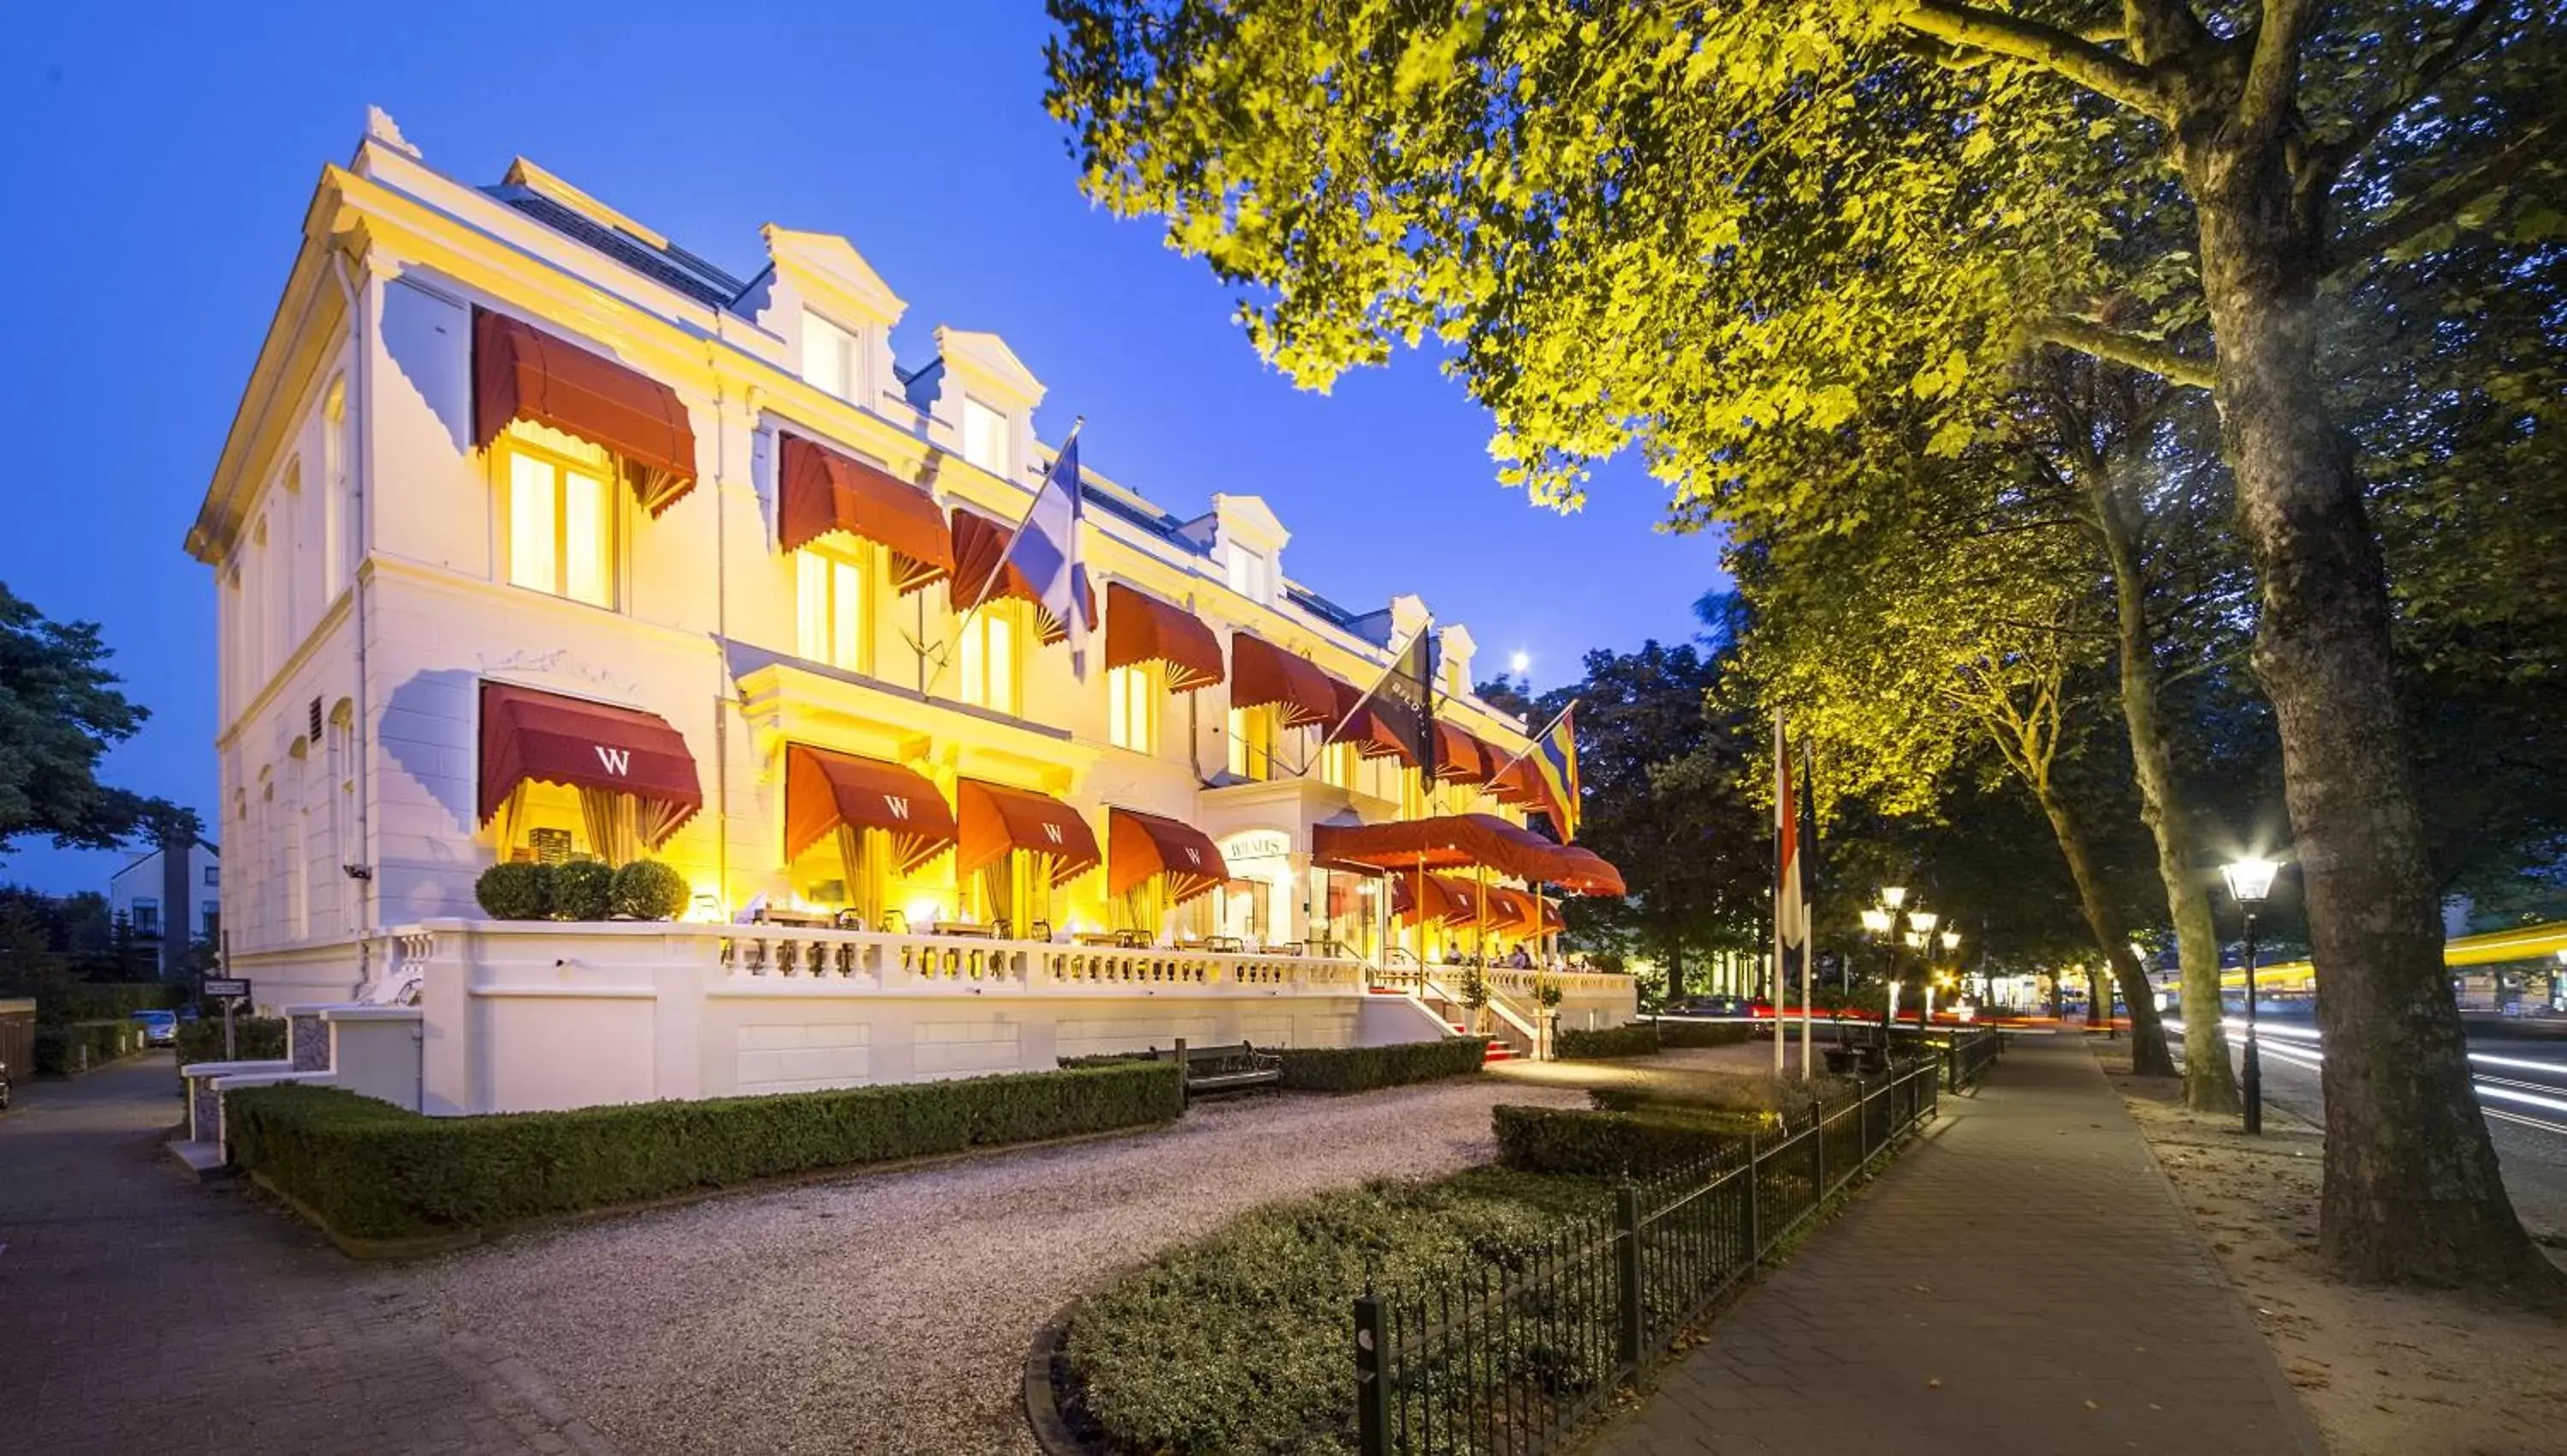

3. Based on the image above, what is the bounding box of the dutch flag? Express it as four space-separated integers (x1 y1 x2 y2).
1004 434 1092 680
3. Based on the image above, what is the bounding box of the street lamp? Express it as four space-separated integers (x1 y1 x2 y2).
2221 856 2281 1135
1881 885 1909 910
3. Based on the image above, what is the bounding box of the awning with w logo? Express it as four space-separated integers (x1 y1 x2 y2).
782 743 957 873
1106 808 1229 906
955 778 1101 886
477 682 703 847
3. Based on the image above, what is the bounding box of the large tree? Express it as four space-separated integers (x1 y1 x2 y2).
1048 0 2564 1293
0 583 195 859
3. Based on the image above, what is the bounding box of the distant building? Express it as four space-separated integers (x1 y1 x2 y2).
107 840 221 979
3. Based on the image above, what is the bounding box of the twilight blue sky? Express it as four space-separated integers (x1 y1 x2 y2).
0 2 1724 896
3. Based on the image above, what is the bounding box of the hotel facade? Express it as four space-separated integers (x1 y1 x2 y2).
183 113 1628 1118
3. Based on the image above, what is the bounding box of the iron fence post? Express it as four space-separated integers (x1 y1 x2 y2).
1745 1134 1763 1261
1614 1184 1645 1370
1355 1292 1391 1456
1811 1096 1825 1204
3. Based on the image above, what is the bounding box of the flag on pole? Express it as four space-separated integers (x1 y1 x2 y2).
1329 623 1438 776
1001 434 1092 679
1776 715 1805 953
1530 706 1581 841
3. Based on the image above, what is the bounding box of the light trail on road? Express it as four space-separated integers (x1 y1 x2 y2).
2163 1017 2567 1135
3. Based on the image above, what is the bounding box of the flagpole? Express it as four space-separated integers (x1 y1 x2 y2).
1772 711 1787 1077
923 417 1083 698
1318 621 1433 747
1799 740 1816 1082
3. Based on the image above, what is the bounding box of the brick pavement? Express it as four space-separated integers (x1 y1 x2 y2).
1596 1035 2329 1456
0 1053 612 1456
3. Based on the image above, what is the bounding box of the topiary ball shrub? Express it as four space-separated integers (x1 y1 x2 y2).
552 860 615 921
609 859 688 920
475 861 554 920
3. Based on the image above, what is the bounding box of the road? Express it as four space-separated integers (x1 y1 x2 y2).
2165 1015 2567 1241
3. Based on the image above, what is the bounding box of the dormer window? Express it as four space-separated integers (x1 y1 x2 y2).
802 311 861 404
962 396 1010 476
1227 547 1270 603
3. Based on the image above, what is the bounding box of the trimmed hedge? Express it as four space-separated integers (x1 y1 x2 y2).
175 1015 288 1067
33 1018 147 1075
610 859 687 920
1657 1019 1758 1050
1492 1103 1752 1178
1275 1036 1485 1092
17 981 180 1023
1555 1021 1663 1060
226 1061 1183 1241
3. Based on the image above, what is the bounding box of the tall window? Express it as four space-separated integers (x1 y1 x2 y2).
133 899 161 936
1228 704 1277 781
803 311 860 402
1107 665 1158 753
1227 547 1269 601
961 396 1009 475
501 423 614 607
957 605 1020 714
326 701 353 932
323 376 351 594
280 459 304 646
1319 741 1357 790
796 545 869 672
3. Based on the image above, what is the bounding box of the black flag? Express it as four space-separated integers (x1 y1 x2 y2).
1331 624 1438 777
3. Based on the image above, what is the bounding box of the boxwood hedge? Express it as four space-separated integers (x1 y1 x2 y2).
1491 1104 1757 1178
1554 1021 1663 1060
175 1015 289 1067
227 1061 1183 1242
1275 1036 1485 1092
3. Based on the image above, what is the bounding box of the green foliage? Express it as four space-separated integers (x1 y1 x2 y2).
9 980 178 1023
1065 1169 1607 1456
551 861 614 921
0 583 200 854
474 862 554 920
609 860 688 920
225 1062 1183 1241
1272 1037 1484 1092
1555 1021 1661 1060
175 1015 288 1067
1492 1104 1745 1179
33 1017 146 1074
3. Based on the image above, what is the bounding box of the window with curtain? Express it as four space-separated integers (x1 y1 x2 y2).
961 396 1009 475
1107 664 1157 752
796 544 869 672
802 311 860 402
1319 741 1357 790
957 605 1020 714
1227 547 1268 601
1228 704 1277 781
501 423 614 607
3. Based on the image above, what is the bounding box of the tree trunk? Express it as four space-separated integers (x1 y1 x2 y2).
2034 787 2176 1075
2188 142 2559 1293
2092 476 2242 1112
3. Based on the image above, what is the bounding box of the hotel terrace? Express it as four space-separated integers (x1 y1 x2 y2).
181 111 1631 1118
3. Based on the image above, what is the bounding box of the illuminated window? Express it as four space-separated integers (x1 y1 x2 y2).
1319 741 1357 790
1107 665 1158 753
957 605 1020 714
1228 704 1277 781
1227 547 1268 602
962 396 1008 475
501 423 614 607
795 544 870 672
802 311 859 402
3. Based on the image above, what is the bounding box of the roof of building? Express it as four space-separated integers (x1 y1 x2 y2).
485 184 750 310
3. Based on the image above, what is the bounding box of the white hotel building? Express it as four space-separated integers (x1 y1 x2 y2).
184 112 1627 1116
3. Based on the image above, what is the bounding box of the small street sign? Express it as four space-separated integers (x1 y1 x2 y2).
203 977 252 1001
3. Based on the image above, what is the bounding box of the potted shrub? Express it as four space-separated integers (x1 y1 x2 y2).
609 861 689 920
475 861 554 920
552 860 615 920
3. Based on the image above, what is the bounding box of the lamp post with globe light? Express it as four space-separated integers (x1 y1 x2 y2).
2221 857 2281 1134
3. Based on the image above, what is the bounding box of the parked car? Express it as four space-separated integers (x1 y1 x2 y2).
131 1009 179 1048
1671 996 1765 1019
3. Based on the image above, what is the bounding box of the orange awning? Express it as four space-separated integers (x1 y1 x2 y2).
1312 813 1625 897
1104 583 1224 692
1330 676 1417 765
956 778 1100 885
782 744 957 872
1553 845 1627 897
949 511 1095 645
1107 808 1230 905
1232 635 1335 728
472 309 697 516
778 434 952 593
1433 723 1495 784
1390 873 1467 927
477 682 702 847
1485 751 1544 806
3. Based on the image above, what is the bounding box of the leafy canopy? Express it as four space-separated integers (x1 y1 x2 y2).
0 583 196 855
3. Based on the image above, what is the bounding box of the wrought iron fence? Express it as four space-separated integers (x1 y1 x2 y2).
1353 1058 1945 1456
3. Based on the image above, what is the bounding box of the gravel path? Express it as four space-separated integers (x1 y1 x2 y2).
417 1076 1590 1456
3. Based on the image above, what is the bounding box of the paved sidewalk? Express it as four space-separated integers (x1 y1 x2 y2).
1597 1035 2327 1456
0 1054 609 1456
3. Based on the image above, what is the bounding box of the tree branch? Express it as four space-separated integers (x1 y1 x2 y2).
2033 317 2219 390
1897 1 2173 118
2325 119 2564 276
2311 0 2509 181
2236 0 2317 150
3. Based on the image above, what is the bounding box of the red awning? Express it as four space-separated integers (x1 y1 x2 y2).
478 682 703 846
1329 676 1417 765
1390 873 1467 927
1232 635 1335 728
472 309 697 516
956 778 1100 885
948 511 1095 645
778 434 952 593
1485 751 1543 806
782 744 957 872
1104 583 1224 692
1553 845 1627 897
1312 813 1565 885
1433 723 1495 784
1107 808 1229 905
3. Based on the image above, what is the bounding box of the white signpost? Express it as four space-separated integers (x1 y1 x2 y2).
203 976 252 1061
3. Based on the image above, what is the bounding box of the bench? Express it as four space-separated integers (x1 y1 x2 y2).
1148 1038 1283 1106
